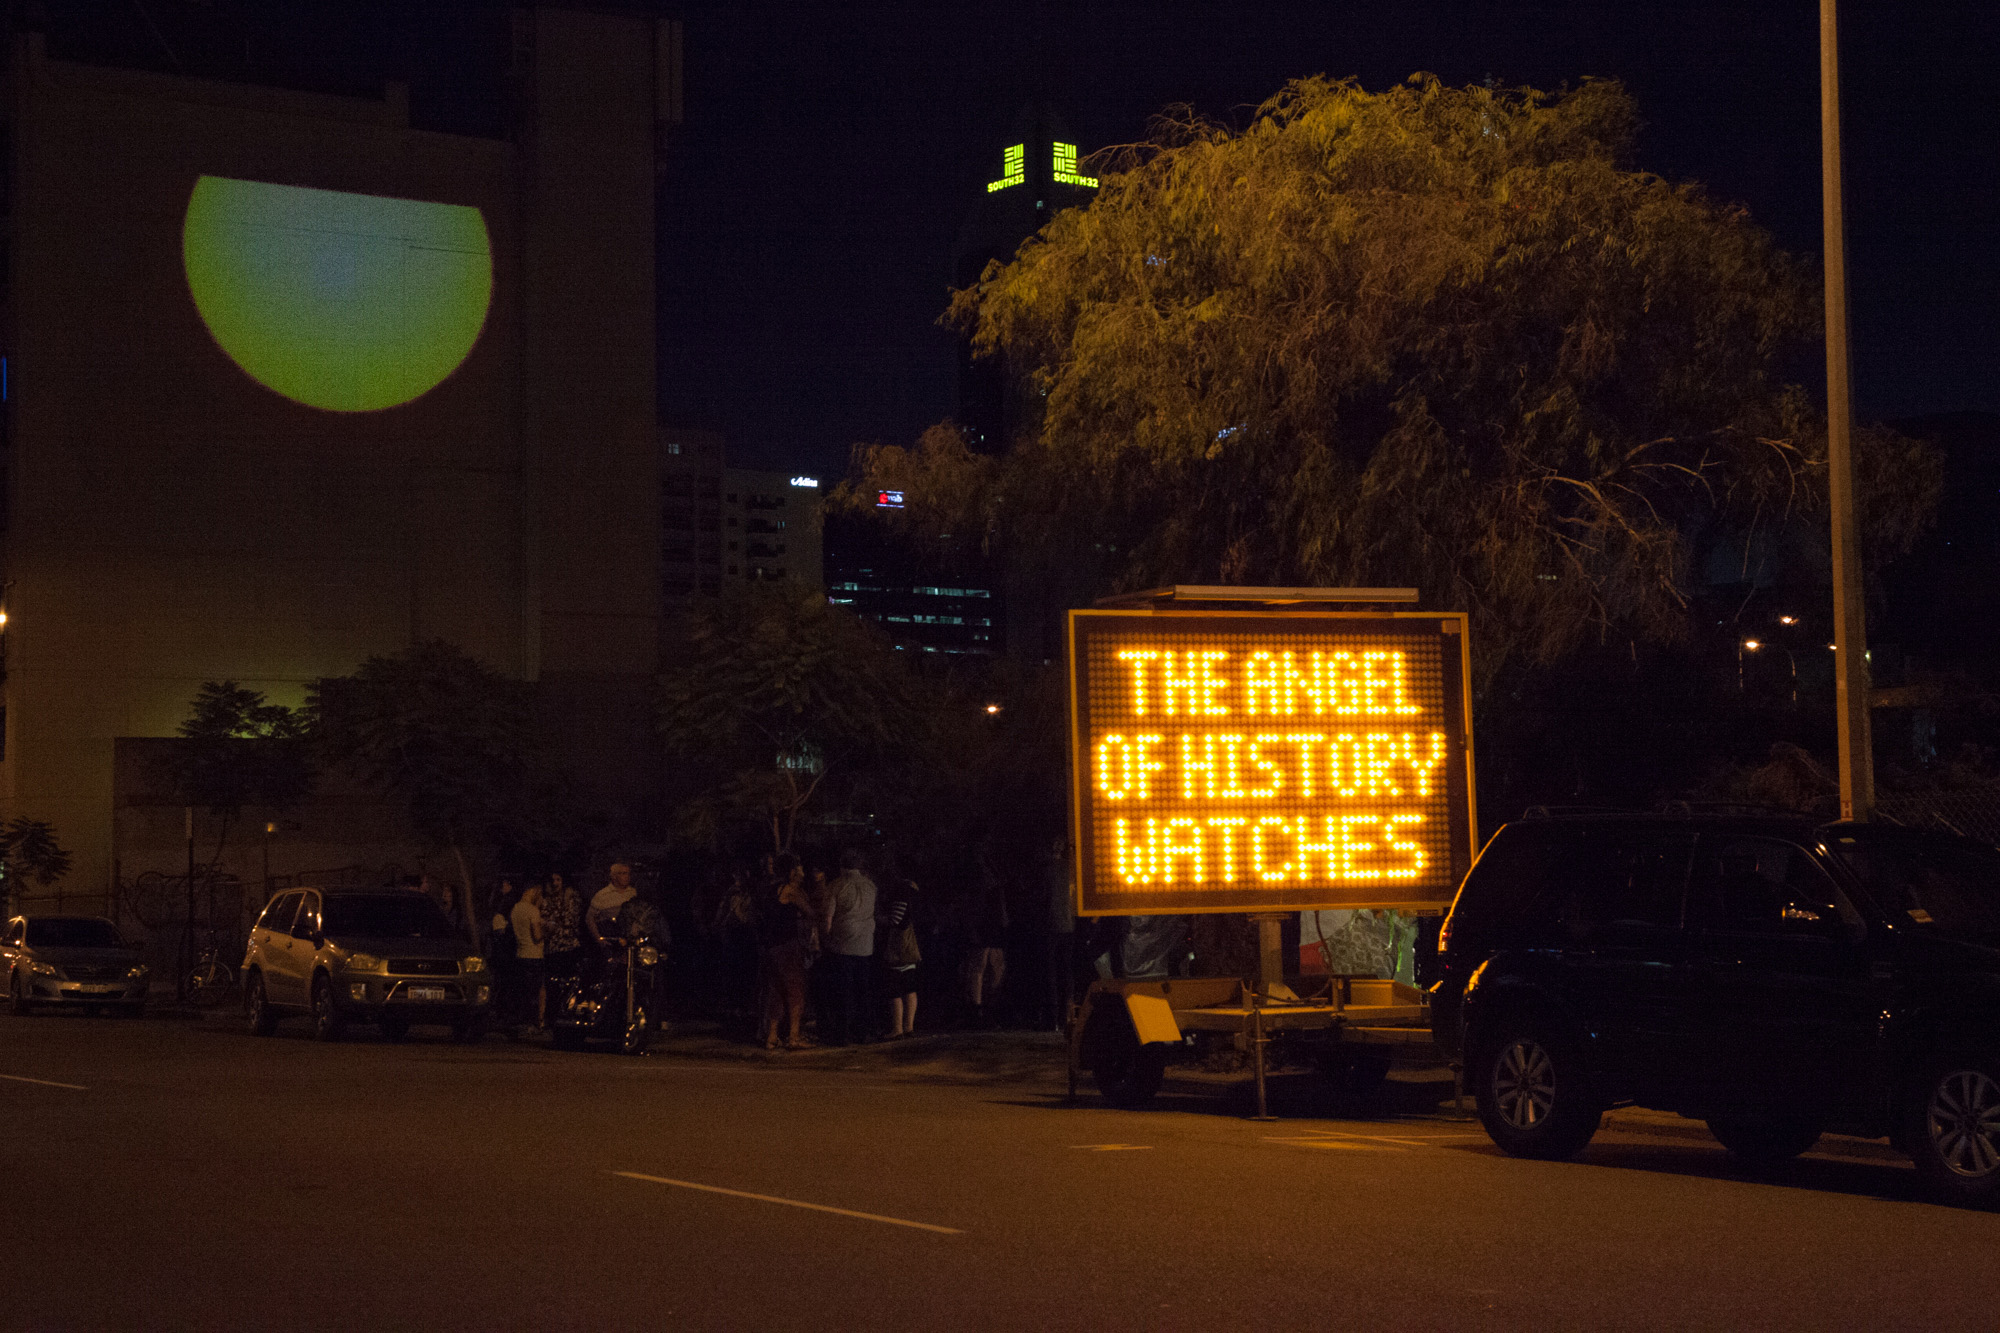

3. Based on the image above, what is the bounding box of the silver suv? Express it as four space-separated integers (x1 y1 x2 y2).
242 888 491 1041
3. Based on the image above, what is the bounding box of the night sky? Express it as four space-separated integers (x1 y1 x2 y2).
38 1 2000 476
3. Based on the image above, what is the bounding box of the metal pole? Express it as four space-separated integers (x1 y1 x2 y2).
1250 998 1275 1121
1822 0 1874 822
180 806 195 1001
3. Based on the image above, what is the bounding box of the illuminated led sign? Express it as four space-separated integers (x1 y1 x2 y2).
183 176 492 412
876 490 905 508
790 476 820 488
1067 609 1476 916
1052 143 1098 188
987 143 1026 193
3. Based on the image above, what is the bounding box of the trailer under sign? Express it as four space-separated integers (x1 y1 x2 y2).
1066 608 1477 916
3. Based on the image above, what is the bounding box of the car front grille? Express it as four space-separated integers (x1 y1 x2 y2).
64 965 126 982
388 958 457 976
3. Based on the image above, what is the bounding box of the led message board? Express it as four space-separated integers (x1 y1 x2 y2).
183 176 492 412
1067 609 1476 916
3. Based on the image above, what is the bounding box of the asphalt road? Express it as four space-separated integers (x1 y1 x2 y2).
4 1011 1999 1331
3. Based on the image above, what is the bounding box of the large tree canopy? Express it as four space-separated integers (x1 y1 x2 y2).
855 75 1937 682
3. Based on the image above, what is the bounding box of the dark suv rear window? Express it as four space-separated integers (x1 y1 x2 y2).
321 895 458 941
1450 822 1693 947
1831 833 2000 941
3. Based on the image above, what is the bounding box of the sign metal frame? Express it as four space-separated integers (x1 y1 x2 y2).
1066 606 1477 918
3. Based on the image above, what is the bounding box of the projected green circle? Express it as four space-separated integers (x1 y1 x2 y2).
183 176 492 412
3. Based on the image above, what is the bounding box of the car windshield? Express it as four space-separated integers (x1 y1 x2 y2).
1830 832 2000 940
24 919 126 949
320 895 459 941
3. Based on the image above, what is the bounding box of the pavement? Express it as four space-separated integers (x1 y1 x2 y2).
4 1007 1999 1330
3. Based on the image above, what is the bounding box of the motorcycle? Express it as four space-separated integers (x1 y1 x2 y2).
549 930 663 1056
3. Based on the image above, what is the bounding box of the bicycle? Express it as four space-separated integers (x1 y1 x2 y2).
186 946 236 1006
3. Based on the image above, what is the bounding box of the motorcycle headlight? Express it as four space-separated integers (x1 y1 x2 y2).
126 965 149 979
30 962 60 977
345 953 385 974
459 956 486 975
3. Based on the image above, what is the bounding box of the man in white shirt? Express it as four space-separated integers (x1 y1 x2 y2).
823 849 877 1045
510 882 546 1030
588 863 638 943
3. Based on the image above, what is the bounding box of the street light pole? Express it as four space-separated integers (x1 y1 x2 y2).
1822 0 1873 822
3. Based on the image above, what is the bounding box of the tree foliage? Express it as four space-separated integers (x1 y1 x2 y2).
0 817 71 914
307 641 537 939
657 587 935 853
852 75 1939 684
168 681 314 817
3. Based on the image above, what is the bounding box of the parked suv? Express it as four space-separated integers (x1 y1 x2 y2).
1433 814 2000 1204
242 888 491 1042
3 915 149 1015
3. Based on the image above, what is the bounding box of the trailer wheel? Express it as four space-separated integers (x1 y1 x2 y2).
1095 1042 1167 1109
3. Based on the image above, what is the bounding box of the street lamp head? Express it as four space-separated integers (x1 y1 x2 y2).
1743 640 1762 651
1778 615 1798 626
984 703 1002 715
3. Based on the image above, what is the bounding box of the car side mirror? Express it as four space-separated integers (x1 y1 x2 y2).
307 931 324 949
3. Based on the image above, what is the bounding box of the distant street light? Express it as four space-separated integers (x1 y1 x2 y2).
984 703 1002 715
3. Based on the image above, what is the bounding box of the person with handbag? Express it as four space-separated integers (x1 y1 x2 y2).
877 873 922 1039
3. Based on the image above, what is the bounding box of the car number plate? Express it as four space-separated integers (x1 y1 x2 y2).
78 984 116 994
407 986 447 1002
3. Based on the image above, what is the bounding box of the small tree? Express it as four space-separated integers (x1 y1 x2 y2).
307 641 537 951
658 587 934 853
165 681 315 879
0 818 71 916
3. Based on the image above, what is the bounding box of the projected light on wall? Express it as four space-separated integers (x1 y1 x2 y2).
183 176 492 412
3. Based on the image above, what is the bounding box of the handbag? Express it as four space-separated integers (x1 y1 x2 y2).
881 919 921 968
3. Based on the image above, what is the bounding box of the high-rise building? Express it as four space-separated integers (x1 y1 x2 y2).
954 103 1099 452
725 469 822 591
660 428 726 611
823 507 1001 659
659 428 822 623
0 8 676 900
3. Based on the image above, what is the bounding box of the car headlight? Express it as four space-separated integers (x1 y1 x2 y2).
126 965 149 979
30 962 60 977
459 956 486 974
344 953 385 973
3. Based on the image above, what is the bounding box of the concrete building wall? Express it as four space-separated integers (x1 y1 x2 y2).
0 8 665 903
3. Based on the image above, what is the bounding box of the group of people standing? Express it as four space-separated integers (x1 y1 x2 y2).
741 849 920 1051
485 863 646 1032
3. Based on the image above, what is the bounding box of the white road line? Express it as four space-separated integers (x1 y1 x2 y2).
1262 1137 1403 1151
0 1073 88 1091
614 1171 963 1235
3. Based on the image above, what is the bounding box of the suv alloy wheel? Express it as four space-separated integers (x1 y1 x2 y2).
1912 1061 2000 1204
246 974 278 1036
1474 1025 1602 1159
310 974 344 1042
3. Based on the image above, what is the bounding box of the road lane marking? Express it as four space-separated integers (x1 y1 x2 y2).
1264 1128 1408 1144
1071 1144 1154 1151
613 1172 963 1235
0 1074 88 1091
